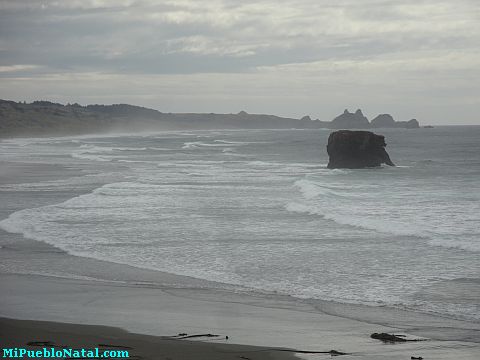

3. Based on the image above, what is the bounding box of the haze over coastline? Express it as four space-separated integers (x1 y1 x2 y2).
0 99 419 138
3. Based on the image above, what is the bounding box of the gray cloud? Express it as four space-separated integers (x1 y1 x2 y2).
0 0 479 124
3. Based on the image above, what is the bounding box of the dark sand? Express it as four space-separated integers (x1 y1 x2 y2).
1 274 479 360
0 317 297 360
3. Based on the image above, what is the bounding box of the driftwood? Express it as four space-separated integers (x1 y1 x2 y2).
371 333 426 342
274 349 347 356
174 333 220 339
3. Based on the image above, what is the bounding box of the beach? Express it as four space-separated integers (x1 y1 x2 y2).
1 317 297 360
1 129 479 359
2 270 480 359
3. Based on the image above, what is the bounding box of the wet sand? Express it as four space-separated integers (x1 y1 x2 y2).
1 273 479 360
0 317 298 360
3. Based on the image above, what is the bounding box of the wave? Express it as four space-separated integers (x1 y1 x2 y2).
182 140 249 150
285 201 424 238
0 172 122 192
293 179 355 199
149 147 175 151
71 153 111 162
182 141 229 148
289 178 480 252
71 144 114 162
214 140 250 145
182 142 199 149
70 144 148 162
428 238 480 252
112 147 147 151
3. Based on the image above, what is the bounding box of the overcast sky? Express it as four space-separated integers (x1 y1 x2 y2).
0 0 479 124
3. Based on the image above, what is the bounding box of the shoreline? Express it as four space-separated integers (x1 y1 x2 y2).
1 272 480 360
2 224 479 343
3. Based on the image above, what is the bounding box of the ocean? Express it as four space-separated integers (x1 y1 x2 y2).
1 126 479 322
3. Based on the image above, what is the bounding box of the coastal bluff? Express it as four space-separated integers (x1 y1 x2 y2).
327 130 395 169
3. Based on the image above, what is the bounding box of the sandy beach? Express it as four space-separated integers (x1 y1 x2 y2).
1 316 298 360
1 272 479 360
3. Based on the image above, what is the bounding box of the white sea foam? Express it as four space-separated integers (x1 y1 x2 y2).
428 238 480 252
70 144 114 161
182 140 250 150
149 147 174 151
113 147 147 151
214 140 250 145
182 142 198 149
289 177 480 252
0 172 123 192
285 201 424 237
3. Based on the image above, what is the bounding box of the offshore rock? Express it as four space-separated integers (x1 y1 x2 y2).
331 109 370 129
371 114 395 128
327 130 395 169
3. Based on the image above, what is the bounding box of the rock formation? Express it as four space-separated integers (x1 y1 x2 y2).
330 109 420 129
331 109 370 129
327 130 395 169
405 119 419 128
371 114 395 128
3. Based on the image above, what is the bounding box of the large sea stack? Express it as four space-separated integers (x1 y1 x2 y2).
327 130 395 169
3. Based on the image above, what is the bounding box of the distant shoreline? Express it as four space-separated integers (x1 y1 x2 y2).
0 99 419 138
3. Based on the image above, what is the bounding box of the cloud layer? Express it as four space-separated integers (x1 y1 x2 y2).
1 0 479 124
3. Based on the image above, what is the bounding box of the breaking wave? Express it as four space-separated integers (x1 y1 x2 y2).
288 178 480 252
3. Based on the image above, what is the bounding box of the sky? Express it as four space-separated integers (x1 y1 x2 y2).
0 0 479 125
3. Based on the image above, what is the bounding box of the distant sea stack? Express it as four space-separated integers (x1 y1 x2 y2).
331 109 370 129
402 119 420 128
371 114 395 128
331 109 419 129
327 130 395 169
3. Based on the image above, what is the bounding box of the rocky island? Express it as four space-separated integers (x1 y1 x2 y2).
327 130 395 169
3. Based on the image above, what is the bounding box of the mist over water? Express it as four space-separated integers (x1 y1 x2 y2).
1 127 479 321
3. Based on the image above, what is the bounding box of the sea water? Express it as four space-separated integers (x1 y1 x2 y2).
0 127 479 321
